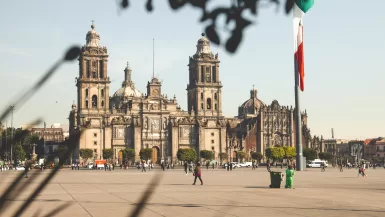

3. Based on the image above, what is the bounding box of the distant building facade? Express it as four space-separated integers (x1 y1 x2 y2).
31 123 65 157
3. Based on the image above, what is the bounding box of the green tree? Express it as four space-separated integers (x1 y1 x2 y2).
102 148 114 160
251 151 263 163
265 147 285 163
200 150 214 161
55 145 70 164
22 133 40 159
13 142 26 164
177 148 197 162
302 148 317 161
139 148 153 161
218 152 228 162
283 146 296 164
236 151 246 162
79 148 93 163
318 152 333 162
122 148 135 162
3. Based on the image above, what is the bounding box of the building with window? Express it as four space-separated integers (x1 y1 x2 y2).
69 23 311 164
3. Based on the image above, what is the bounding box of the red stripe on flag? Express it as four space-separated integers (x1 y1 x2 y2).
295 25 304 91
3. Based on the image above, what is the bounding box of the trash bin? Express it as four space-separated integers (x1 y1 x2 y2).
269 171 282 188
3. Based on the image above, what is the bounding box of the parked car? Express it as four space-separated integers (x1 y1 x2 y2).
238 162 252 167
222 162 240 169
15 165 26 170
307 159 328 168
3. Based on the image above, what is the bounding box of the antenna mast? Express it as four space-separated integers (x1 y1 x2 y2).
152 38 155 79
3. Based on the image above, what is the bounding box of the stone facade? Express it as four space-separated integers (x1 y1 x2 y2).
69 26 227 164
69 24 310 164
225 90 310 161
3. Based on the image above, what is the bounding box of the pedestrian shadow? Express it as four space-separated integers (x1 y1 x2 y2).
244 186 270 189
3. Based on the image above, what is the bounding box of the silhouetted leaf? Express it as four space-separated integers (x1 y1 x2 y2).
225 31 242 53
199 12 210 22
285 0 294 14
236 16 252 29
121 0 129 8
146 0 153 12
205 25 220 45
189 0 207 9
64 46 81 61
168 0 188 10
244 0 257 15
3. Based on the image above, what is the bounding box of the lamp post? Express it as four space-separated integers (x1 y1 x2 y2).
10 105 14 165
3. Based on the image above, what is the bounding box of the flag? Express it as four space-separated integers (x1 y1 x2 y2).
294 0 314 91
295 22 304 91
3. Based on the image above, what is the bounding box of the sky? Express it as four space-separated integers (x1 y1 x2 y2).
0 0 384 140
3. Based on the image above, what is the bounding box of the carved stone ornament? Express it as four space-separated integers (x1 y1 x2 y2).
111 116 131 125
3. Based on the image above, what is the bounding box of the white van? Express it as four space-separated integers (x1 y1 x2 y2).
307 159 328 168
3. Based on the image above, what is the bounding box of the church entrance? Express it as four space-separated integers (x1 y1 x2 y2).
118 150 123 165
152 146 160 164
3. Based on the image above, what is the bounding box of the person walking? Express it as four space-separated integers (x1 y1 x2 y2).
184 161 188 175
361 166 367 177
252 161 255 170
192 162 203 185
24 164 28 178
285 165 295 189
141 161 146 172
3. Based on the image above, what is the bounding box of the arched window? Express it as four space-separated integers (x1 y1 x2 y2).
200 93 203 99
85 89 89 97
85 100 89 108
92 95 97 108
214 93 217 100
214 103 217 111
101 101 104 107
206 98 212 109
101 89 104 97
92 72 97 78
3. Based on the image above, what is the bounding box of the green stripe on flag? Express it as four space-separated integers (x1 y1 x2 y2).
294 0 314 13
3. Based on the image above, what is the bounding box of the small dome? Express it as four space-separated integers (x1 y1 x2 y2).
86 21 101 47
238 88 265 117
195 33 213 56
113 86 141 98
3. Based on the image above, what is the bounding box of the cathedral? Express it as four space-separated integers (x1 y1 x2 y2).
69 23 310 164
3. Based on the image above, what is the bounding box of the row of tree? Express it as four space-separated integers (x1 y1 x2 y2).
77 147 334 165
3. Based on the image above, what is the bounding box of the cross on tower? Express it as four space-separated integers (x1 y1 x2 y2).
252 84 255 89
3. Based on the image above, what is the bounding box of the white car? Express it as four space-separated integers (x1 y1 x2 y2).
307 160 328 168
238 162 252 167
15 165 26 170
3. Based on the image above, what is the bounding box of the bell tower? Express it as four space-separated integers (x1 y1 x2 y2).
76 21 110 115
187 33 222 117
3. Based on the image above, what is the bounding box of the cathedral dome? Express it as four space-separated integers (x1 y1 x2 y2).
195 33 213 56
112 62 141 99
238 88 265 117
86 21 101 47
113 85 141 98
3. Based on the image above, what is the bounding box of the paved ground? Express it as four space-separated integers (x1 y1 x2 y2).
0 166 385 217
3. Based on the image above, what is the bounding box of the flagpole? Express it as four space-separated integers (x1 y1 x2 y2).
294 56 303 171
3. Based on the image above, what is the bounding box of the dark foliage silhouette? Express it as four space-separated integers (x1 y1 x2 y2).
119 0 293 53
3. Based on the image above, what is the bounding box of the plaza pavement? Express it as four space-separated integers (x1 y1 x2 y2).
0 166 385 217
